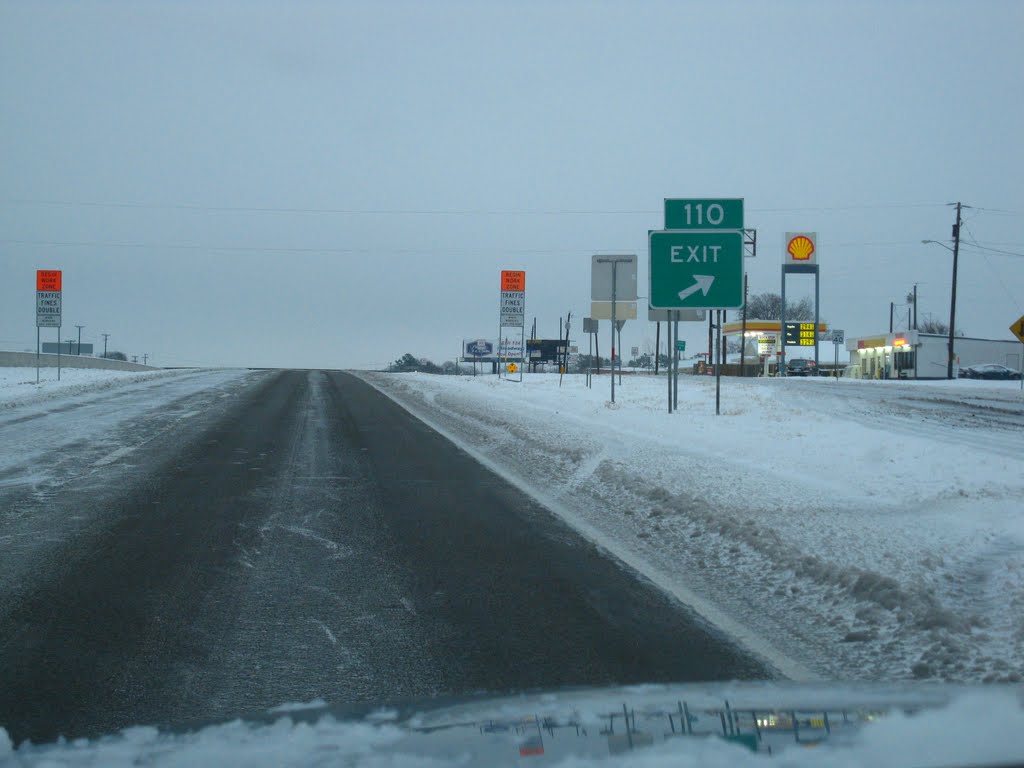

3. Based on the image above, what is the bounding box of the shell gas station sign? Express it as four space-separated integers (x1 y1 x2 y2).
785 232 817 265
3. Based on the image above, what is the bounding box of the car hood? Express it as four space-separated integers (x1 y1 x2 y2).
6 681 1024 766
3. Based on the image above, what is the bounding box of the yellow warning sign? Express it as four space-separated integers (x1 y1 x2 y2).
1011 315 1024 344
507 362 518 374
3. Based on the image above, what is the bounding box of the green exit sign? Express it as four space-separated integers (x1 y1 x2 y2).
649 230 744 310
676 340 686 352
665 198 744 230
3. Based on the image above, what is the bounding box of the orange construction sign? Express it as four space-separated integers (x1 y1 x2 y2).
501 270 526 292
37 270 62 291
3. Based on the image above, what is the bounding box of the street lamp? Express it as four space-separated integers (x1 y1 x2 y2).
921 239 959 379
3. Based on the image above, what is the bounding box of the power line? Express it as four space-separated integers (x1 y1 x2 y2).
0 197 951 216
0 238 618 255
958 242 1024 258
964 225 1023 311
0 236 971 254
972 206 1024 217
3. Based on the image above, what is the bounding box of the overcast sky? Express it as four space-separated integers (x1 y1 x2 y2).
2 0 1022 369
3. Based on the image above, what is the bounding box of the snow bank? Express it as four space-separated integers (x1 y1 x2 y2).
362 372 1024 684
0 367 184 409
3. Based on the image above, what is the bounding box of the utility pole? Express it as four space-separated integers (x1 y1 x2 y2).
889 302 894 333
707 314 713 372
102 333 110 358
142 353 149 366
740 274 748 376
75 324 85 355
913 285 918 330
947 202 962 380
654 322 660 375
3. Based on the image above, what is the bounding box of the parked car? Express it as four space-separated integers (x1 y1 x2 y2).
785 358 818 376
842 364 862 379
961 364 1022 380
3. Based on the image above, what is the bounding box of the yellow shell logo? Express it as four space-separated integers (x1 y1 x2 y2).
787 235 815 261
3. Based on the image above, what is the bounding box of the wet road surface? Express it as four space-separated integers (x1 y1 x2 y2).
0 370 767 744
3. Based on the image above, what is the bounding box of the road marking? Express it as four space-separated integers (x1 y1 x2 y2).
92 445 137 467
310 618 337 645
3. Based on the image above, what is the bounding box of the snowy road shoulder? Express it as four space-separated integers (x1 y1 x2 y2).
0 366 192 409
361 372 1024 684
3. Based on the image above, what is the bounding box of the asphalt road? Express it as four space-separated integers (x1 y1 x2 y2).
0 370 766 744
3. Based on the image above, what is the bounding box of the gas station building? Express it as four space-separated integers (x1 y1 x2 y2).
722 320 830 374
844 331 1022 379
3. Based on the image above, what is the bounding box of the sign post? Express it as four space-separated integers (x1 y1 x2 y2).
583 317 598 388
592 255 637 404
499 270 526 382
830 329 845 380
36 270 63 383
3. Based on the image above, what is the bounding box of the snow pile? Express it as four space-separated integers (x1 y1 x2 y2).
363 372 1024 684
5 689 1024 767
0 367 182 409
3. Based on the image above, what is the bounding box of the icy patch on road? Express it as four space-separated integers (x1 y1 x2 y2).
362 372 1024 684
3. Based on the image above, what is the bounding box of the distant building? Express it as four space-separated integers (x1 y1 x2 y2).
845 331 1021 379
41 342 94 355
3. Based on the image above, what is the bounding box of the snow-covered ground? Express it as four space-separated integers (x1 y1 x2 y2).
362 372 1024 685
0 366 179 409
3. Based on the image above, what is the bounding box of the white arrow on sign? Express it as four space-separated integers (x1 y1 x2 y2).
677 274 715 301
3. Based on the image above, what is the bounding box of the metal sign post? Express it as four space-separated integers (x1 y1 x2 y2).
673 313 680 410
615 319 626 386
715 311 723 415
830 329 845 380
583 317 597 388
593 255 637 404
667 319 673 413
612 262 617 402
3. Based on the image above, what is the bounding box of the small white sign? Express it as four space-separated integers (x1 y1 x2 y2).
500 289 525 327
36 291 62 328
647 307 707 322
590 301 637 321
591 254 638 302
498 336 523 359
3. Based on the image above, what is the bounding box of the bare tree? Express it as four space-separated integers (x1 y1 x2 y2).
919 319 964 336
745 293 815 321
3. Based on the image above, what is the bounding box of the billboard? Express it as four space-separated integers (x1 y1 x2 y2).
526 339 567 363
463 338 496 358
461 338 522 363
42 342 93 354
